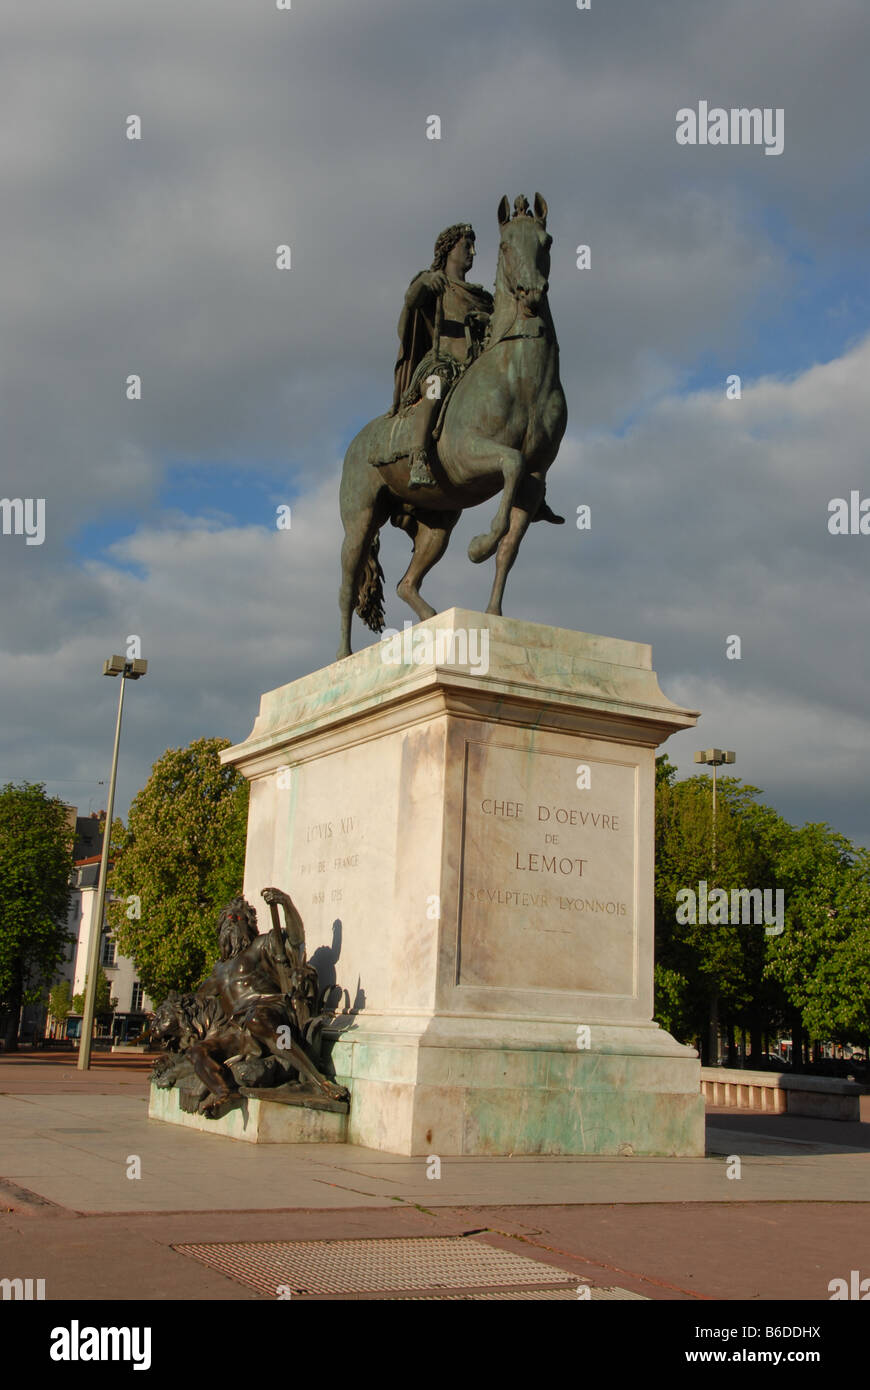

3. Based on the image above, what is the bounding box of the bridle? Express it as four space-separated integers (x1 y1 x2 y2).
483 235 553 350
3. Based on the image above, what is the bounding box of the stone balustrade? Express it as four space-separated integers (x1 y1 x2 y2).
701 1067 865 1121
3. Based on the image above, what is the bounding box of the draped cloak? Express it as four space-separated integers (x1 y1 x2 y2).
391 273 494 414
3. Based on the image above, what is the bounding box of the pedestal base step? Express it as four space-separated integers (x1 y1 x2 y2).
148 1082 348 1144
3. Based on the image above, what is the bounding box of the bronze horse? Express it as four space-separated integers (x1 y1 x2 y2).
337 193 567 658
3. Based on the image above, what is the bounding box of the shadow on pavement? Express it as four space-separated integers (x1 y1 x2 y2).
706 1107 870 1154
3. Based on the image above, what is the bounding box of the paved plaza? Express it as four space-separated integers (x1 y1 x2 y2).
1 1054 868 1301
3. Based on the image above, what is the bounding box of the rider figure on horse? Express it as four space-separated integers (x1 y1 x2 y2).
386 219 564 523
389 223 492 488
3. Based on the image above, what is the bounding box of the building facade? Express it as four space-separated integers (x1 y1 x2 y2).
46 854 152 1043
41 811 152 1044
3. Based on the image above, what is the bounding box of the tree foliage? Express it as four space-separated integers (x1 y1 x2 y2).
72 970 113 1017
48 978 73 1024
654 765 774 1054
107 738 248 1001
763 825 870 1044
0 782 75 1049
654 757 870 1058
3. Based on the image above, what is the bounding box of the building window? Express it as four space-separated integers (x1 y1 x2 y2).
101 935 117 967
130 982 144 1012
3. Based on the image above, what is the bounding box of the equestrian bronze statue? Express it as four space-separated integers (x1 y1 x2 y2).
338 193 568 659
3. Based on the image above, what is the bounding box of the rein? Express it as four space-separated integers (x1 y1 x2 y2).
492 321 551 344
485 310 552 351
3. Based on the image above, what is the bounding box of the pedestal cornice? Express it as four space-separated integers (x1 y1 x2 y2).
222 609 698 777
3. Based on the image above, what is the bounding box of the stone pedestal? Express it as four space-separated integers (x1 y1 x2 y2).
222 610 704 1156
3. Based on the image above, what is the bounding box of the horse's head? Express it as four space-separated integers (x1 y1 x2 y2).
496 193 551 317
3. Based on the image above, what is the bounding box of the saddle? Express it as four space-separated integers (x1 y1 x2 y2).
370 385 456 469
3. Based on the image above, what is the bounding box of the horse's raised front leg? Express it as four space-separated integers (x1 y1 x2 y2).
485 475 545 615
467 445 524 564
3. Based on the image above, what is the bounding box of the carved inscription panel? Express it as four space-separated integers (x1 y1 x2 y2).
457 741 637 994
278 745 400 1013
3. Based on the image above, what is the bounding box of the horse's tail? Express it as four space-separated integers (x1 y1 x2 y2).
355 532 385 633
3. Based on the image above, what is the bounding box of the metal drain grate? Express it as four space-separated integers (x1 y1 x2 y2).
174 1236 581 1297
402 1286 649 1300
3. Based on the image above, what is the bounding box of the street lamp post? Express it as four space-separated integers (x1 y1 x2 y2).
693 748 736 1067
693 748 736 872
78 654 147 1071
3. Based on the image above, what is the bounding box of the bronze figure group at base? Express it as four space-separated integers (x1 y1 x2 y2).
151 887 348 1117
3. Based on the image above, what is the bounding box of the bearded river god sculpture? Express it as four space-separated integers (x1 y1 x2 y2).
337 193 568 658
151 887 348 1117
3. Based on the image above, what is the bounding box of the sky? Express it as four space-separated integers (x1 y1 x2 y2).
2 0 869 847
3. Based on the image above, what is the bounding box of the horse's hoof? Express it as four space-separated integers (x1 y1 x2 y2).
534 503 565 525
468 534 496 564
396 590 436 621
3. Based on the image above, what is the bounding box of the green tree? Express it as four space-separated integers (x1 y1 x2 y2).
764 824 870 1063
654 759 870 1068
0 782 75 1051
107 737 249 1000
72 970 113 1018
654 766 779 1062
655 752 678 792
48 979 73 1026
